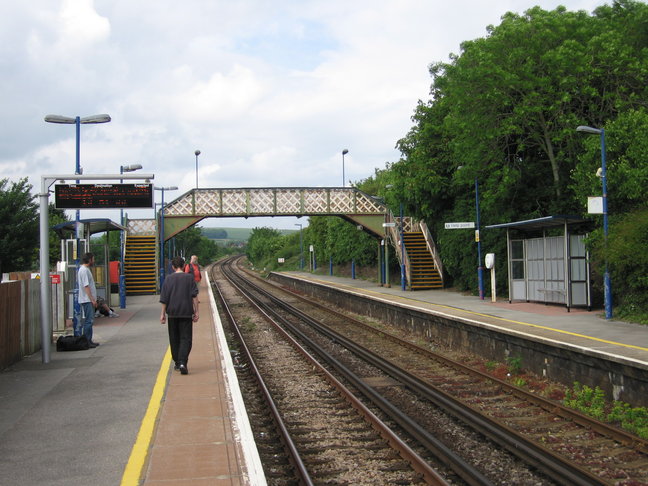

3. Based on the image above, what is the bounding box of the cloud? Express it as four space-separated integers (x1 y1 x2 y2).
1 0 605 227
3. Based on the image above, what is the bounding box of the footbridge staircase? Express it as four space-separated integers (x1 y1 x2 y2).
125 187 444 291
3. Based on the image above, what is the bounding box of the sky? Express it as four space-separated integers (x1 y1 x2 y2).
1 0 606 229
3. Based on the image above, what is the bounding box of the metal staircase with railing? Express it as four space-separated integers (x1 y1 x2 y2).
403 232 443 289
124 235 157 295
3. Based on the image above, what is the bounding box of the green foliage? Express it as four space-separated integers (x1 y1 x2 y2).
564 382 607 420
387 1 648 305
564 382 648 438
506 356 523 375
587 207 648 323
48 204 68 266
306 216 378 267
0 178 39 274
246 227 284 265
170 226 228 266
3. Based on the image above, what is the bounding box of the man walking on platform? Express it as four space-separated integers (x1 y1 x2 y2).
77 252 100 348
160 256 199 375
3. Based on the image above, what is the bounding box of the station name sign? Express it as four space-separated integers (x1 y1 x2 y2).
55 183 154 209
444 222 475 229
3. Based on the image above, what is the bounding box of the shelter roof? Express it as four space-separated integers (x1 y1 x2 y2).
485 215 590 232
51 218 126 238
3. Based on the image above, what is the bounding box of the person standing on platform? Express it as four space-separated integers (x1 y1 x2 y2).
160 256 199 375
184 254 202 283
77 252 100 348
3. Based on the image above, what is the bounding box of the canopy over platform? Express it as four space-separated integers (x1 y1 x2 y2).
485 215 590 232
52 218 127 238
485 215 592 310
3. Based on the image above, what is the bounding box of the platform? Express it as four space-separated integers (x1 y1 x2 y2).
280 271 648 366
2 270 648 485
0 274 264 486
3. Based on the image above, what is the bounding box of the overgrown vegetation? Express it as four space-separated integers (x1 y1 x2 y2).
564 382 648 439
246 2 648 321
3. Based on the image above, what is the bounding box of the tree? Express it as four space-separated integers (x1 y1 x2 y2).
48 204 69 266
246 227 283 264
390 1 648 295
0 178 39 275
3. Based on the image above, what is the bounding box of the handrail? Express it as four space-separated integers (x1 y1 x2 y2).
385 211 411 289
419 221 444 284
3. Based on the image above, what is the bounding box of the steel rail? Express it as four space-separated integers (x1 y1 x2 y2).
260 272 648 456
223 259 485 486
220 259 450 486
234 261 609 486
211 263 314 486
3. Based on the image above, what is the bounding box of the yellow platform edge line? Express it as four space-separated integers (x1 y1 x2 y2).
120 347 171 486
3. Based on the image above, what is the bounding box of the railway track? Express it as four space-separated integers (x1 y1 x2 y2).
211 256 648 485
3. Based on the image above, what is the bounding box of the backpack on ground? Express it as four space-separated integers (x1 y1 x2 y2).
56 335 90 351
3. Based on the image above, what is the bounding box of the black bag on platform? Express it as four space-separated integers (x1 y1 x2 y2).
56 335 90 351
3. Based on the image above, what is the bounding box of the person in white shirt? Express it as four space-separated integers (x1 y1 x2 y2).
77 252 100 347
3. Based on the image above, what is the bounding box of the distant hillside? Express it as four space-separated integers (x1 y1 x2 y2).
201 227 297 242
202 227 252 241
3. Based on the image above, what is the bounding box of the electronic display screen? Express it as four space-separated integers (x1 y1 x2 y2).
54 183 154 209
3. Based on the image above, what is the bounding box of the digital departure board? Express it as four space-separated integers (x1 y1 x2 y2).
54 183 154 209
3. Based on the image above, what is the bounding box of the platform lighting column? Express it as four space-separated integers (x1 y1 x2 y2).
577 125 612 319
44 113 111 335
295 223 303 270
342 149 348 187
155 186 178 289
399 202 406 291
475 178 485 300
119 164 142 309
195 150 201 188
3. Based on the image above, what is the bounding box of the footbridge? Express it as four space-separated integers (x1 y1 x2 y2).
125 187 443 292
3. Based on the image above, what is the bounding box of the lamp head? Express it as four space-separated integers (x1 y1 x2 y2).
80 114 111 124
44 114 76 124
122 164 143 172
195 150 201 156
576 125 602 135
342 149 349 155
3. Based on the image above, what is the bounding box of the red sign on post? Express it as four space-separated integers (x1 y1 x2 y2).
50 274 61 284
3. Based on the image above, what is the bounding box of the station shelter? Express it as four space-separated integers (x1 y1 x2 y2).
484 216 592 311
52 218 126 319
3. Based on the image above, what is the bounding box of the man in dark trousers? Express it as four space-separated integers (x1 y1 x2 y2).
160 256 199 375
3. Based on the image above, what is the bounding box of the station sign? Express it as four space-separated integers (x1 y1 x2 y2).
444 222 475 229
55 183 154 209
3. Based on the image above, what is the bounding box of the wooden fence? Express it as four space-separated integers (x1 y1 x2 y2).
0 274 66 369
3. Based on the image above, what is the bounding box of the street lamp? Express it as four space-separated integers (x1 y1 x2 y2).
195 150 201 188
44 113 111 336
295 223 304 270
342 149 349 187
475 178 485 300
577 125 612 319
155 186 178 288
119 163 142 309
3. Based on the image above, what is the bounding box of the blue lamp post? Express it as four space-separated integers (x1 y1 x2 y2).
295 223 304 270
155 186 178 289
399 202 406 291
475 178 485 300
119 164 142 308
342 149 349 187
44 113 111 335
577 125 612 319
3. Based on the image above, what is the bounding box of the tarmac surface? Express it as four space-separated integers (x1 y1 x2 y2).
1 270 647 485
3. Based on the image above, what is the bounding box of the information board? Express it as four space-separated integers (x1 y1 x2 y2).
55 183 153 209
